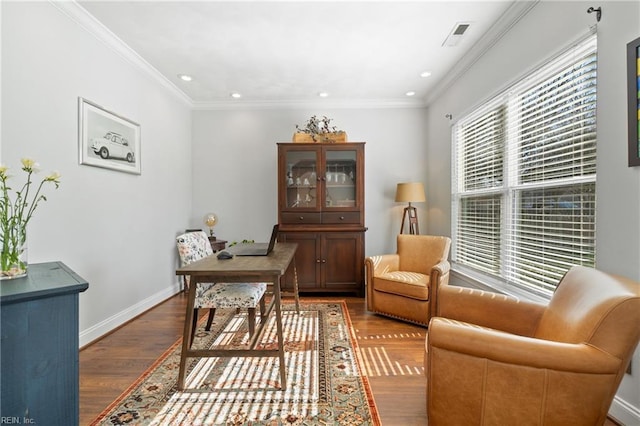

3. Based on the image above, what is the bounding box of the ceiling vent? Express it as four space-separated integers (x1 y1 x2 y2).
442 22 471 47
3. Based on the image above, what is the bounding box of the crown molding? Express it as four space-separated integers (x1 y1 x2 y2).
51 0 193 107
423 0 540 106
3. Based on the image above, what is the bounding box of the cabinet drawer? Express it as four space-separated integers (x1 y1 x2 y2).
322 212 361 224
281 212 322 224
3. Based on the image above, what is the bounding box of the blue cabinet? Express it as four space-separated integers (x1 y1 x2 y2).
1 262 88 426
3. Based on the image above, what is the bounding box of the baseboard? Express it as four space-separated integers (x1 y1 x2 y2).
609 395 640 426
79 284 181 348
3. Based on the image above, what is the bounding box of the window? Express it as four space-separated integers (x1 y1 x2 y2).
452 35 597 298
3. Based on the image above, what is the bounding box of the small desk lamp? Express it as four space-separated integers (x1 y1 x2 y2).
203 213 218 239
395 182 426 235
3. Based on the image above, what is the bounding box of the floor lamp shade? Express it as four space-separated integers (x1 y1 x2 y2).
395 182 426 204
395 182 426 234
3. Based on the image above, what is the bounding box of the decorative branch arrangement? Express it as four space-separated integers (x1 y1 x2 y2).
294 115 347 143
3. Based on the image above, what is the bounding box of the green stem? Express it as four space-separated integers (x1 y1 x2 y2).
23 179 47 227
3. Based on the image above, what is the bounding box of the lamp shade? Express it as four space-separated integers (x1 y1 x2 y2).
395 182 426 203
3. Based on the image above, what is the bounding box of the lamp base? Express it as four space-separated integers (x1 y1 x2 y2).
400 206 419 235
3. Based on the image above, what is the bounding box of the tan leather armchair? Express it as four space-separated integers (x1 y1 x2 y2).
424 265 640 425
365 234 451 326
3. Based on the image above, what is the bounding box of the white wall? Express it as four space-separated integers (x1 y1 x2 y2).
191 107 428 257
1 2 193 346
425 1 640 423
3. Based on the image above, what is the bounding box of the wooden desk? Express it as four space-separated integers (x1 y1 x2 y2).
175 242 297 391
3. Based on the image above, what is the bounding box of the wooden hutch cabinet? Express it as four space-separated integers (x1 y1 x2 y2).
277 142 366 296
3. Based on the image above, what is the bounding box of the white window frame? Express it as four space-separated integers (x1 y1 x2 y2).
451 34 597 300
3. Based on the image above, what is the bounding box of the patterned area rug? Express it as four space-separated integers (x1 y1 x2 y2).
90 302 380 425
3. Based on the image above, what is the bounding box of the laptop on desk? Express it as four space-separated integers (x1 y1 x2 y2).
232 224 279 256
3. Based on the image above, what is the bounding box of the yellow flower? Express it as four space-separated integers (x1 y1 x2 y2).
20 158 40 173
0 165 7 177
45 171 61 182
21 158 35 168
45 171 61 186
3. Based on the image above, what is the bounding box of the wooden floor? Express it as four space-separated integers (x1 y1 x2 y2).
79 293 619 425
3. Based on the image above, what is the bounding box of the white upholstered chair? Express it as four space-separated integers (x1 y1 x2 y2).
176 231 267 344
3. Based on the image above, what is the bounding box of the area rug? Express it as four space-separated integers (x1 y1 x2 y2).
90 302 381 425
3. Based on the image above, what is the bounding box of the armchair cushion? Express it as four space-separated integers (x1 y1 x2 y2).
374 272 429 299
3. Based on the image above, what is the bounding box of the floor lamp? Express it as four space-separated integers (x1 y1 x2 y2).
395 182 426 235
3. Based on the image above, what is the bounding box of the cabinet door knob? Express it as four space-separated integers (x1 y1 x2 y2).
340 216 345 220
322 259 327 263
316 259 321 263
299 216 304 220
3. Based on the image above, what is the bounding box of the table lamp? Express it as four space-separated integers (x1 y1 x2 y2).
203 213 218 238
395 182 426 234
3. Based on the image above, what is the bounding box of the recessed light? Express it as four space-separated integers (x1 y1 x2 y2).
406 91 416 97
178 74 192 82
420 71 432 78
230 92 242 98
318 92 329 98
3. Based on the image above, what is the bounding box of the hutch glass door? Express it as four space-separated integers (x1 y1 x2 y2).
324 149 357 208
285 149 318 209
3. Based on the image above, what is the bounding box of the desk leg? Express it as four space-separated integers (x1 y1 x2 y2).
178 275 197 390
274 276 287 390
292 257 300 313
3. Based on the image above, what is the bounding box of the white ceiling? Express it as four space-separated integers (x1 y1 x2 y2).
77 1 518 108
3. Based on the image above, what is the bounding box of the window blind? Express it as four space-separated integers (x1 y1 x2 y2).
452 35 597 297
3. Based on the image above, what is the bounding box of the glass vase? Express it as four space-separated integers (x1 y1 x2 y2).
0 227 28 280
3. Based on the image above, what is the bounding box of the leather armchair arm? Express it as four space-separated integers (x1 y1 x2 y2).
428 317 621 373
365 254 400 275
431 260 450 278
437 284 546 337
428 260 450 319
365 254 399 304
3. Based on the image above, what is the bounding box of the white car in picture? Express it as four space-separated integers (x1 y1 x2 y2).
91 131 135 163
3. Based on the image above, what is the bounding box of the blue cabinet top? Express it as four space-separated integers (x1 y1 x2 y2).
0 261 88 305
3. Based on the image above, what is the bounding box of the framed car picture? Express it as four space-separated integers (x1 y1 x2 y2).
78 97 141 175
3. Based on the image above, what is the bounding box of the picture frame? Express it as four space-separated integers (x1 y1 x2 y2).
78 97 141 175
627 36 640 167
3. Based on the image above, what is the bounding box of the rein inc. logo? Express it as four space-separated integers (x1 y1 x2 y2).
0 417 35 424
